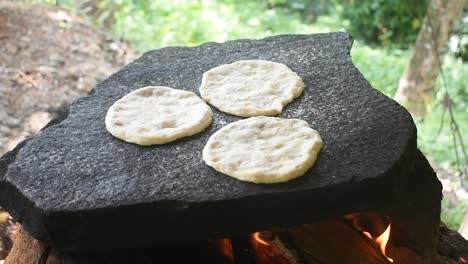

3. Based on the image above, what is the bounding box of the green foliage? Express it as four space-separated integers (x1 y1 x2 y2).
442 198 468 230
451 10 468 62
351 43 467 170
417 54 467 169
100 0 328 51
416 110 468 169
350 42 409 96
16 0 57 4
339 0 429 47
263 0 334 23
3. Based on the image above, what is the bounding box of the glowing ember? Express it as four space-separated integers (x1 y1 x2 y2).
375 224 393 263
460 257 467 263
215 238 233 262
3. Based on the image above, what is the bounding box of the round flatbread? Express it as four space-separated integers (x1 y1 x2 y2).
199 60 304 117
203 116 322 183
105 86 212 145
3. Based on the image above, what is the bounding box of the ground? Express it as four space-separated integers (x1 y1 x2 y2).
0 1 138 155
0 2 138 258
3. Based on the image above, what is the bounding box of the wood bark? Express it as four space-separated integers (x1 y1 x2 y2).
285 219 391 264
0 211 13 260
394 0 464 116
4 224 48 264
439 224 468 260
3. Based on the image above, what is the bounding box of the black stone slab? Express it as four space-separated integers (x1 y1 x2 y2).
0 32 417 251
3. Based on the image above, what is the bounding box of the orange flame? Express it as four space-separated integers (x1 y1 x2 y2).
250 231 293 264
460 257 467 263
376 224 393 263
362 231 372 239
252 232 270 246
361 224 393 263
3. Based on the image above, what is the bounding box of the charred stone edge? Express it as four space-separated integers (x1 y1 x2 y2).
42 173 396 252
40 119 409 252
438 223 468 258
0 103 71 242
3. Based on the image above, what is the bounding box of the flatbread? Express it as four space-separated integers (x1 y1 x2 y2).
105 86 212 145
199 60 304 117
203 116 322 183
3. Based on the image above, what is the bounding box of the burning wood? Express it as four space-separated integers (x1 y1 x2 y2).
250 231 299 264
362 224 393 263
345 212 394 262
215 238 233 263
284 219 392 264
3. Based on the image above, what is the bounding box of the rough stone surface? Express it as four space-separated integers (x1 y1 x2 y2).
0 33 417 251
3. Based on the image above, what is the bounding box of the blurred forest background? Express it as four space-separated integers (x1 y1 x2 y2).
1 0 467 234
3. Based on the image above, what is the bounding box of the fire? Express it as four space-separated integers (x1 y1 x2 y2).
460 257 467 263
362 231 372 239
376 224 393 263
250 231 293 264
362 224 394 263
361 223 393 263
252 231 270 246
348 213 393 263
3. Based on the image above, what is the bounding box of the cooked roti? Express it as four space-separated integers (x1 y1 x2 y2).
105 86 212 145
199 60 304 117
203 116 322 183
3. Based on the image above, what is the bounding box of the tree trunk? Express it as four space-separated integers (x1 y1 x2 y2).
394 0 464 116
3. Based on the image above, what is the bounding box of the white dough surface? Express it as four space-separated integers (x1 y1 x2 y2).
199 60 304 117
105 86 212 145
203 116 322 183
